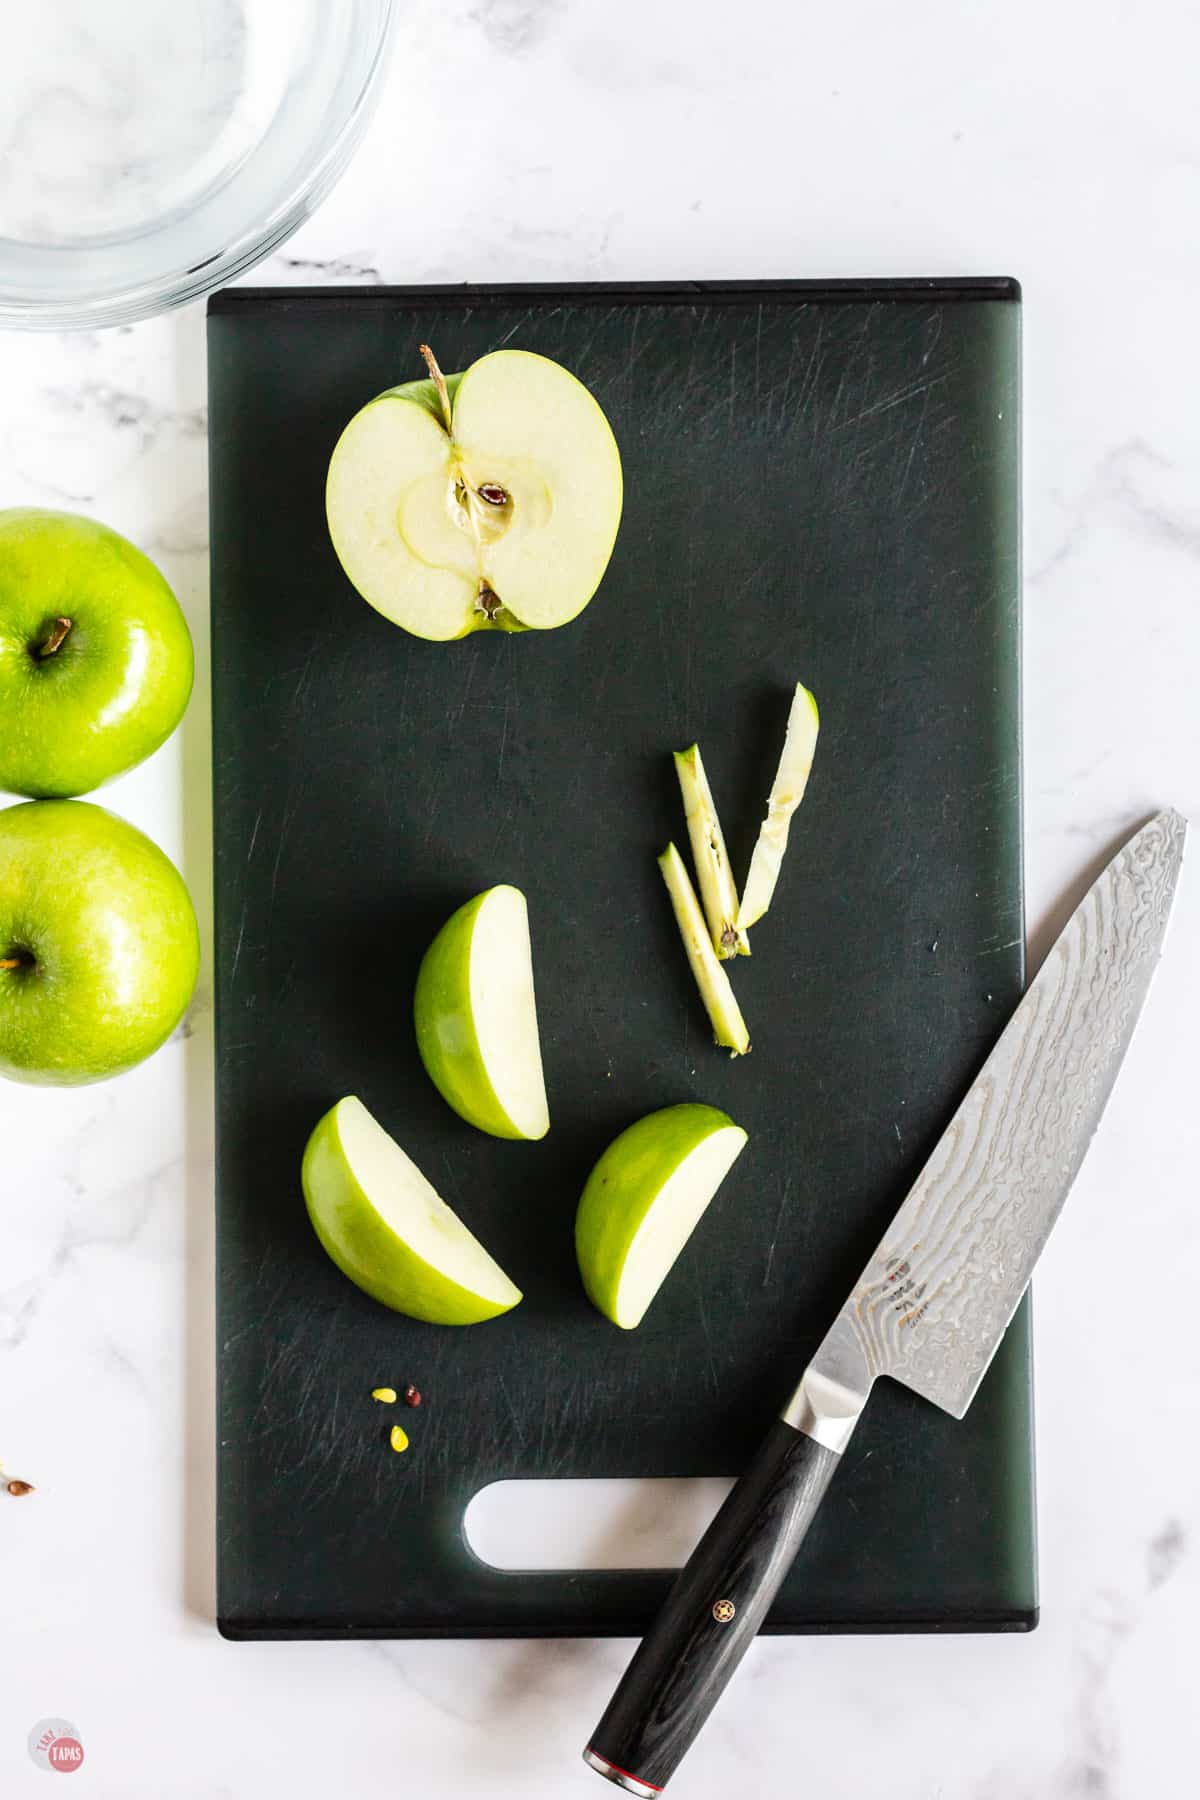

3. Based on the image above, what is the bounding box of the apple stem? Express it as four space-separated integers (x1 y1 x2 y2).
418 344 455 435
36 617 72 659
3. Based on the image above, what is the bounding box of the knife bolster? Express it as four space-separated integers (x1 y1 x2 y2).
782 1362 870 1452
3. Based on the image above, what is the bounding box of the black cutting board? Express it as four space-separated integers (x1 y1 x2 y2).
208 280 1032 1639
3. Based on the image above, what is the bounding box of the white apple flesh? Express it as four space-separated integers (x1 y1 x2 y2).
326 347 623 641
738 683 820 931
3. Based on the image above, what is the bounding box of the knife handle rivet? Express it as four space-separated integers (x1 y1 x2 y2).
712 1599 736 1623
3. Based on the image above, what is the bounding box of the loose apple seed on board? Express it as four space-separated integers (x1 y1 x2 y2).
389 1426 410 1454
371 1387 397 1404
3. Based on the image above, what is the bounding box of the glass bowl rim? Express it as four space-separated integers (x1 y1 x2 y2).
0 0 397 333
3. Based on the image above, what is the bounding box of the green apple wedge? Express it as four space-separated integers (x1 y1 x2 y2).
0 800 199 1085
0 509 194 799
576 1104 748 1329
302 1097 522 1324
326 345 623 640
415 884 549 1140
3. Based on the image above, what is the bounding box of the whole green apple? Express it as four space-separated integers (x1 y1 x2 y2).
0 509 194 799
0 800 200 1086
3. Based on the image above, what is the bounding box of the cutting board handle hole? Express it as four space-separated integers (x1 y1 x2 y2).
463 1477 734 1571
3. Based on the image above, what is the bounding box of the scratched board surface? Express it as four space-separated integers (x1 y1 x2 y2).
208 281 1031 1638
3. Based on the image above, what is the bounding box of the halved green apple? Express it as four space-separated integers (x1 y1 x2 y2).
302 1096 522 1324
326 345 623 640
575 1104 748 1329
414 884 549 1140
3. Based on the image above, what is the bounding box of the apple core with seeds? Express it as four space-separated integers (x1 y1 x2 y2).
326 346 623 640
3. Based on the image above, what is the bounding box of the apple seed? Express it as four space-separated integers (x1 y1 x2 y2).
476 483 510 507
475 582 504 621
403 1385 422 1407
6 1479 34 1497
371 1387 397 1404
389 1425 410 1454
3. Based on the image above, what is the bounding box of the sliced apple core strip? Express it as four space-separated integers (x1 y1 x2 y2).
469 885 550 1141
614 1124 748 1328
737 683 820 932
658 842 750 1056
673 743 749 959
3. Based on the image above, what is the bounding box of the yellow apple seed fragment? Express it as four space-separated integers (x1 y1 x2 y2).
737 683 820 932
390 1426 410 1454
371 1387 398 1404
658 843 750 1056
673 744 749 960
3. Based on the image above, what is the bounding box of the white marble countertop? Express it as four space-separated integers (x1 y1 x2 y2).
2 3 1198 1794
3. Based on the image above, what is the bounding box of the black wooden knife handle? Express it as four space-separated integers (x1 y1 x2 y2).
585 1419 842 1794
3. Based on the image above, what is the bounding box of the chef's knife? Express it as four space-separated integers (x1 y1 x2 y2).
585 808 1187 1796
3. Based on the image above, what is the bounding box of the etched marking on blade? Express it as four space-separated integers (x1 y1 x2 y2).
801 810 1187 1423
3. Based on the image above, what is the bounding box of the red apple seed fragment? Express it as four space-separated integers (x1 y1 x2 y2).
403 1385 422 1408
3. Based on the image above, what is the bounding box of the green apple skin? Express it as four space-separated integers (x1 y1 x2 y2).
414 891 500 1134
0 509 194 799
0 800 200 1086
575 1104 746 1327
302 1099 520 1324
414 888 548 1141
386 370 466 422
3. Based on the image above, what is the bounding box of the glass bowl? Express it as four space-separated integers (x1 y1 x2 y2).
0 0 395 331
